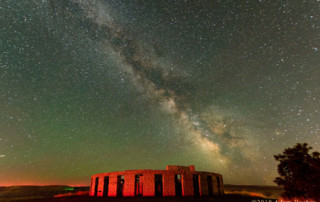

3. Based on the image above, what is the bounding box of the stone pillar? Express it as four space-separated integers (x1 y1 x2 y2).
142 173 155 196
182 173 194 196
108 175 118 197
89 177 95 196
212 176 219 196
97 177 104 197
163 173 175 196
199 174 208 196
219 176 224 195
123 174 135 196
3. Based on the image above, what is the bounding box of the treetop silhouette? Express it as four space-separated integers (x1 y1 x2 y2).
274 143 320 199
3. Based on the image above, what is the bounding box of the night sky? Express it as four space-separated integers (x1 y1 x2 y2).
1 0 319 186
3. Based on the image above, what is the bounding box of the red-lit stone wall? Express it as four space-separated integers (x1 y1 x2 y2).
142 172 155 196
97 177 104 196
199 173 209 196
123 174 135 196
163 173 175 196
182 172 194 196
90 165 223 198
108 175 118 197
89 178 95 196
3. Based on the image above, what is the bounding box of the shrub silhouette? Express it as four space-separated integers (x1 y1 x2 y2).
274 143 320 199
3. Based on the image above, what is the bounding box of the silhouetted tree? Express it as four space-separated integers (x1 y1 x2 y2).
274 143 320 199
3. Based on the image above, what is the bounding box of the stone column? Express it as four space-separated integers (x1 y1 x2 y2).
97 177 104 197
182 173 194 196
212 176 219 196
163 173 175 196
142 173 155 196
219 176 224 195
89 177 95 196
199 174 208 196
108 175 118 197
123 174 135 196
217 176 224 195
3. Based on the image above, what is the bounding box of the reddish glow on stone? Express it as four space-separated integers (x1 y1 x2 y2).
89 165 224 197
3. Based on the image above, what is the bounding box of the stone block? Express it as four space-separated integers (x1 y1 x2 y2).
123 174 135 196
182 173 194 196
108 175 118 197
89 178 94 196
212 176 219 196
199 174 208 196
163 173 175 196
167 165 194 171
142 173 155 196
217 176 224 195
96 177 104 197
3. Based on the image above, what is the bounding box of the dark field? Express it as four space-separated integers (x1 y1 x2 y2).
0 185 282 202
224 184 283 199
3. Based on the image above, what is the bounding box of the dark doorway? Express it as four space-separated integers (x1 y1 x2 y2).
207 176 213 196
175 174 182 196
94 177 99 197
155 174 163 196
135 174 143 196
216 176 221 195
117 175 124 197
193 174 200 196
103 176 109 197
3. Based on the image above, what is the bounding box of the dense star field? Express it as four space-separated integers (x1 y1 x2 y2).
0 0 319 186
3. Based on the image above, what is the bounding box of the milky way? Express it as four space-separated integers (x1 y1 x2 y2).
0 0 319 186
